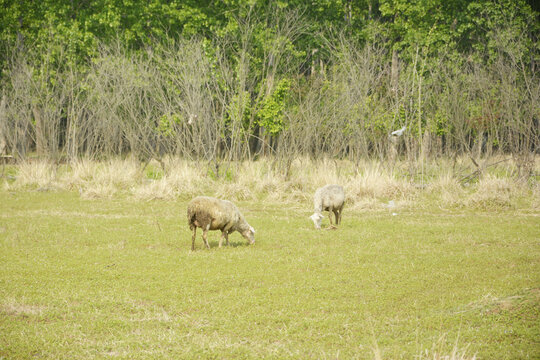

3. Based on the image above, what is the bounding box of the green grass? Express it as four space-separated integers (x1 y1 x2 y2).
0 190 538 359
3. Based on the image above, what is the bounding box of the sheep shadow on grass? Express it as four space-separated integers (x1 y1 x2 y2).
192 239 252 250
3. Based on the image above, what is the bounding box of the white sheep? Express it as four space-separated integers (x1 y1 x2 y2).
187 196 255 250
310 184 345 229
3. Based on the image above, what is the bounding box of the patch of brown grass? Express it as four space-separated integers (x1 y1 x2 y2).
462 288 540 316
4 156 539 210
465 175 522 210
1 298 47 318
416 335 476 360
6 160 57 190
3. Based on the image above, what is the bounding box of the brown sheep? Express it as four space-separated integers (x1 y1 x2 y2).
187 196 255 250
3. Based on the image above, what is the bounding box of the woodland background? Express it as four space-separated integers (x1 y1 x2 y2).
0 0 538 177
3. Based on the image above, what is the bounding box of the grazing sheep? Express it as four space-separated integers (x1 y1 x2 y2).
187 196 255 250
310 184 345 229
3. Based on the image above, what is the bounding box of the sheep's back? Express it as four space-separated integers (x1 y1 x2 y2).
187 196 238 230
317 185 345 210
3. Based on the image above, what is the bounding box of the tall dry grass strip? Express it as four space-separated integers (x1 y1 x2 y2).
2 157 539 210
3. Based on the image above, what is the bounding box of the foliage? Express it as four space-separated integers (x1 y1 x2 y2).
1 1 536 73
0 0 537 163
157 113 182 137
257 78 291 135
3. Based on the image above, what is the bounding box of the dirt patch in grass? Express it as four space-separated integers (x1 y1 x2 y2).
1 300 47 318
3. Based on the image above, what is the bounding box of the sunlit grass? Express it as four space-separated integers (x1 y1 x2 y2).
0 190 538 359
2 156 539 211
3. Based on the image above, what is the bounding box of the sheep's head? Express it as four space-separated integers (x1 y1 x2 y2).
310 213 323 229
242 225 255 244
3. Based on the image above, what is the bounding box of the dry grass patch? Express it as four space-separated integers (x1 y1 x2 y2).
415 336 476 360
5 161 57 190
1 299 47 318
466 175 522 210
2 156 539 210
532 183 540 210
131 179 176 200
462 288 540 316
132 159 208 200
427 171 466 207
93 158 140 188
63 158 98 188
79 181 116 199
215 182 255 201
344 166 417 210
60 158 140 198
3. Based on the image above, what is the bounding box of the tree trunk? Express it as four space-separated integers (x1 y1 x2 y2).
421 129 431 162
0 96 7 155
391 49 399 94
33 106 46 156
474 130 484 159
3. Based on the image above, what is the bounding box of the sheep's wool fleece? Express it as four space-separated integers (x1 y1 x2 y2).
314 184 345 212
188 196 243 231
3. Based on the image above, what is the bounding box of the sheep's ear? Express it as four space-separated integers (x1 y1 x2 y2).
250 226 255 233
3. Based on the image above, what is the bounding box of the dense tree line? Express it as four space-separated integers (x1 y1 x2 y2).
0 0 538 174
1 1 536 66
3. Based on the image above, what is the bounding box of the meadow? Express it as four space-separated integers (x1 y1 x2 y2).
0 158 539 359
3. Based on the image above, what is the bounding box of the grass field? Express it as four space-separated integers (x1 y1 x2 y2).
0 189 538 359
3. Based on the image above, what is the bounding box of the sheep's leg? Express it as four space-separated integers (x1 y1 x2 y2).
202 227 210 249
325 210 338 230
333 210 339 225
219 231 225 248
334 209 339 225
224 231 229 246
338 208 343 224
191 227 197 250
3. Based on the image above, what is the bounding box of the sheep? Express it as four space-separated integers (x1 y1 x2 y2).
187 196 255 250
310 184 345 229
